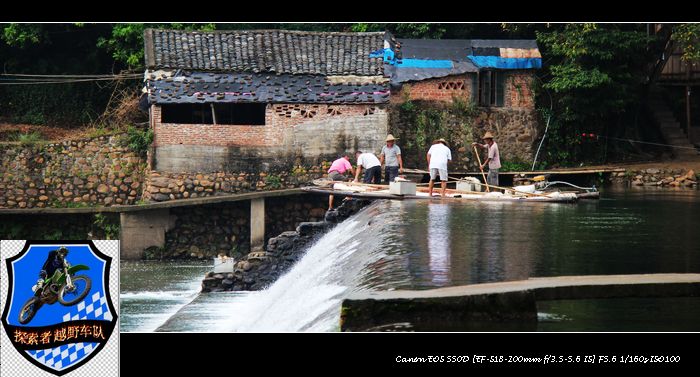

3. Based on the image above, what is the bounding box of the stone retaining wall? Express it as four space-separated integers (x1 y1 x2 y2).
610 168 698 188
0 134 146 209
144 168 329 202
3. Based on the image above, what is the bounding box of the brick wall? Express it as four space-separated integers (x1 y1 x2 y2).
152 103 387 172
394 71 536 110
504 70 535 109
393 74 474 103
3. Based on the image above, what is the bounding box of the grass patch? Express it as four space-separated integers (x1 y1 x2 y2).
10 131 44 145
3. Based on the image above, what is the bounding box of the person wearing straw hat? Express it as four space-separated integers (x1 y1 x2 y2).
427 138 452 197
379 134 404 184
472 131 501 187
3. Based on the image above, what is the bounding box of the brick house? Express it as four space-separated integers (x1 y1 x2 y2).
143 30 542 178
384 38 542 163
143 29 390 173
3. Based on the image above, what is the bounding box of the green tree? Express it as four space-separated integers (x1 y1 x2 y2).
672 23 700 62
97 23 216 69
535 24 655 165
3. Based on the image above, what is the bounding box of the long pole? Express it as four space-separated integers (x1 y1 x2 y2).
473 145 490 192
686 63 692 142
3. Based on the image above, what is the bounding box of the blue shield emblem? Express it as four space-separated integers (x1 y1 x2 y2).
1 241 117 376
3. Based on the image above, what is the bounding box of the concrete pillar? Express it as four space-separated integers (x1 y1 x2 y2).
250 198 265 251
120 208 175 259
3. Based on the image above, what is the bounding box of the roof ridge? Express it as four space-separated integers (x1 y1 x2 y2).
146 28 386 36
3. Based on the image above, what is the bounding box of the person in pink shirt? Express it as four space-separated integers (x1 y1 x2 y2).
328 154 354 182
327 154 355 210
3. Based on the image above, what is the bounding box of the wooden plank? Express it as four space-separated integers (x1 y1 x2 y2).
404 168 626 175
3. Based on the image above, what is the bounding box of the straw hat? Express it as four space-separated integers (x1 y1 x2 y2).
435 138 449 147
482 131 495 140
385 134 397 142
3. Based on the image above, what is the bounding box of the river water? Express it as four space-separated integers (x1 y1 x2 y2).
120 187 700 332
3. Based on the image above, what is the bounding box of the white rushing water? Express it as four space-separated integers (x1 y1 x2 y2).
200 201 397 332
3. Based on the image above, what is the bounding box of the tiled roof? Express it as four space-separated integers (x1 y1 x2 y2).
144 29 386 76
147 71 390 104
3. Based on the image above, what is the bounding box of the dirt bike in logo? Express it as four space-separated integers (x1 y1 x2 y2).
18 259 91 324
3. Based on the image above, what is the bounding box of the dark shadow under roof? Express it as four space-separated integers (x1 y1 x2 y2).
147 71 390 105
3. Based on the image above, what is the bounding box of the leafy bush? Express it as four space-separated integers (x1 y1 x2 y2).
124 126 153 156
265 175 283 189
500 159 531 172
93 213 120 240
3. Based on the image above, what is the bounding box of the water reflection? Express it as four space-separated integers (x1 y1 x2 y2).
359 188 700 290
427 203 451 285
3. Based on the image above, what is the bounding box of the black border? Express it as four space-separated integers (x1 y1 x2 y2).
1 240 118 376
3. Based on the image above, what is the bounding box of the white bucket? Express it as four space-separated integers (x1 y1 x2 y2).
514 184 536 194
213 257 235 273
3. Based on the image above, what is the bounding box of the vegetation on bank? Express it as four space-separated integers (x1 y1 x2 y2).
1 23 699 168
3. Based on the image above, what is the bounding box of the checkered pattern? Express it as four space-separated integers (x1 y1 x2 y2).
25 342 98 371
61 291 113 322
2 240 120 377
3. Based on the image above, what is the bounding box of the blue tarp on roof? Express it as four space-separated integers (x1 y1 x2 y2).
395 59 454 68
467 56 542 69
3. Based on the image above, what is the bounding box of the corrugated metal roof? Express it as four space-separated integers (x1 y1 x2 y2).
144 29 387 76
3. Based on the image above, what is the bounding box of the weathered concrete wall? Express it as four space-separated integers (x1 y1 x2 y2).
152 104 388 172
0 134 146 209
120 209 176 260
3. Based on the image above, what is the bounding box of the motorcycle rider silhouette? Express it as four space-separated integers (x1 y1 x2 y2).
34 246 69 296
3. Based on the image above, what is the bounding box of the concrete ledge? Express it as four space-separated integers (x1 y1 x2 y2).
342 291 537 332
0 189 306 215
340 274 700 331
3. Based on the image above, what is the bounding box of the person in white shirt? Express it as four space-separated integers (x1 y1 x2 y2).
354 151 382 184
472 131 501 187
427 138 452 197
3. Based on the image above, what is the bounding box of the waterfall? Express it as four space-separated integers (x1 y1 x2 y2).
215 201 398 332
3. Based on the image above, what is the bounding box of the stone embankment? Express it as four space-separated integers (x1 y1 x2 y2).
610 168 697 188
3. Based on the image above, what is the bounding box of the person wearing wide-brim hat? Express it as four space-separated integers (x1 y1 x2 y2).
472 131 501 187
427 138 452 198
379 134 404 184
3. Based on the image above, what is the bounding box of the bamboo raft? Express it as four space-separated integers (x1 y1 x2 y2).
303 180 595 203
